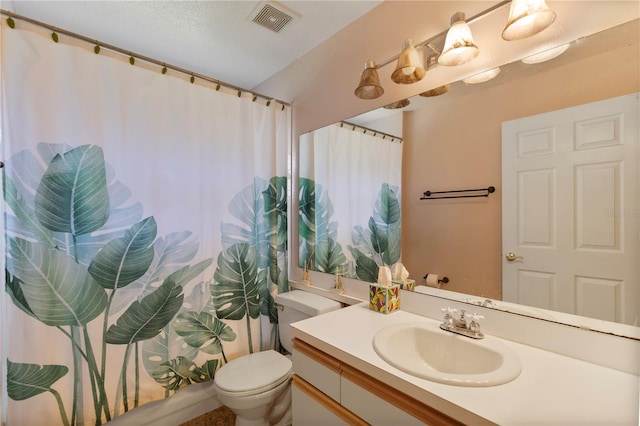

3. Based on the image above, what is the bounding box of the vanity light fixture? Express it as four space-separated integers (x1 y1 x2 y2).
354 60 385 99
438 12 480 66
521 42 570 64
502 0 556 41
390 39 426 84
462 67 501 84
354 0 557 100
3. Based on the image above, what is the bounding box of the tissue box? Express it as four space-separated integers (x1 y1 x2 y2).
392 279 415 291
369 283 400 314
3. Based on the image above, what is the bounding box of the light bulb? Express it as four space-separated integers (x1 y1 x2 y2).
402 66 416 76
438 13 479 67
502 0 556 41
391 39 425 84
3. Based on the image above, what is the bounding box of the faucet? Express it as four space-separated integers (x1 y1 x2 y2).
334 272 343 290
332 266 345 293
481 298 495 308
440 308 484 339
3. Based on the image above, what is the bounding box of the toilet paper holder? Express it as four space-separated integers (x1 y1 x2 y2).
422 274 449 284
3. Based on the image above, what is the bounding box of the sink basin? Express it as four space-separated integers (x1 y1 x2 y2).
372 322 522 387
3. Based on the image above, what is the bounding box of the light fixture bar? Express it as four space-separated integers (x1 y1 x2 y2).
373 0 511 70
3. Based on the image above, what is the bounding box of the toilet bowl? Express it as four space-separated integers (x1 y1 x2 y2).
213 290 341 426
215 350 292 426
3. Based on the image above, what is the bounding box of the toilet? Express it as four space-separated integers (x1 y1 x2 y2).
214 290 341 426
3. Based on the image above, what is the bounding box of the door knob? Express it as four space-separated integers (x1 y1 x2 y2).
505 252 524 262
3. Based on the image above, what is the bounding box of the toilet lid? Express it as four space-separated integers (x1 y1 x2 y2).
214 350 292 394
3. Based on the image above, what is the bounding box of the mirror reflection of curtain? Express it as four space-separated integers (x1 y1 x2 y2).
1 24 289 425
299 124 402 282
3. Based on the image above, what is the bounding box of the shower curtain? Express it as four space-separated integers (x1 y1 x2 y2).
1 22 289 426
299 123 402 282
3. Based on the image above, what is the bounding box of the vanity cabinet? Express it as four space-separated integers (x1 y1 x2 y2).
292 338 463 426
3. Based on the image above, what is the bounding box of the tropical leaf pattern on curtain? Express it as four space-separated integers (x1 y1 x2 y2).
34 145 110 237
211 243 263 336
348 183 402 282
4 143 288 424
5 143 144 265
8 237 108 326
214 176 289 353
7 361 70 424
298 179 401 282
174 312 236 360
298 177 347 275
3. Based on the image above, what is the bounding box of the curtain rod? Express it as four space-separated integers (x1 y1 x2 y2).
339 121 402 143
0 9 290 107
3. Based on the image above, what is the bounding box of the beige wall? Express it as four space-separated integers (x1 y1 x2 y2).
402 36 639 299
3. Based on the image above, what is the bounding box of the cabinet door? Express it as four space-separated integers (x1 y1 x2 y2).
341 377 424 426
293 340 341 401
341 365 464 426
292 376 366 426
292 338 464 425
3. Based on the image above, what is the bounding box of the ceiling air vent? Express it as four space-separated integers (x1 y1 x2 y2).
251 2 296 33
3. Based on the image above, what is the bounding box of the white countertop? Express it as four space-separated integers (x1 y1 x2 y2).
291 303 640 425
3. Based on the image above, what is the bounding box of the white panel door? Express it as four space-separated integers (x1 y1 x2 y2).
502 93 639 325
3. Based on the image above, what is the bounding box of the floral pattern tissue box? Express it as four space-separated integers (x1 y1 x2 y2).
369 283 400 314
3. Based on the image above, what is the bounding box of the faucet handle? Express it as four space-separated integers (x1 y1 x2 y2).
469 313 484 332
470 313 484 322
441 307 457 317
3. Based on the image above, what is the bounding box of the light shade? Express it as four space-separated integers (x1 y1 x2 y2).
354 60 384 99
391 39 426 84
502 0 556 41
521 43 570 64
463 67 501 84
384 98 410 109
438 12 479 67
419 84 450 97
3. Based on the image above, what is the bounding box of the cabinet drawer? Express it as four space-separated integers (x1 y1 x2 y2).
293 338 342 401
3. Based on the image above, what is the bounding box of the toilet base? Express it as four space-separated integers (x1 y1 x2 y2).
234 417 269 426
233 405 291 426
216 377 292 426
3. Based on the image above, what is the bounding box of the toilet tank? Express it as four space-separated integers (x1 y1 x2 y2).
275 290 341 354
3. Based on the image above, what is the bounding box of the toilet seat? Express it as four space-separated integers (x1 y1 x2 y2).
215 350 292 396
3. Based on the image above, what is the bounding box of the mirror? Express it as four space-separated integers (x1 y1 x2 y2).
296 19 640 335
298 116 403 282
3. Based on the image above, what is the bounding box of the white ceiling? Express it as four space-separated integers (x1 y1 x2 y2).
2 0 381 90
